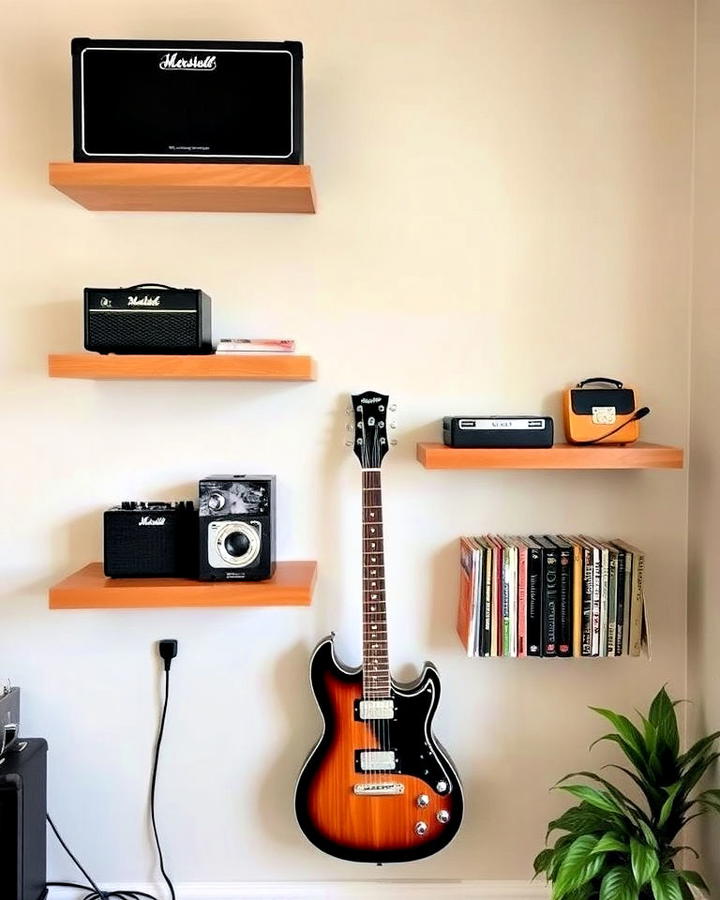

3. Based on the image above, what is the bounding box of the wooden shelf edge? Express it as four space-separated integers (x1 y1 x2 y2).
416 442 684 470
49 162 317 214
48 353 317 382
49 561 317 609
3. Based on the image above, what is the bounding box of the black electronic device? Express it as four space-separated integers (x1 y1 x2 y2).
0 739 48 900
198 475 276 582
0 686 20 756
72 38 303 164
84 283 212 355
103 501 197 578
443 416 554 449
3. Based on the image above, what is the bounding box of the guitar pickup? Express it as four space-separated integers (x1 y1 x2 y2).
356 750 397 772
355 699 394 721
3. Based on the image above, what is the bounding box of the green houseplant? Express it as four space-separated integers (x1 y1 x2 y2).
534 687 720 900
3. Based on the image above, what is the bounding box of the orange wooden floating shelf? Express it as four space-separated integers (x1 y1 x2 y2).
49 561 317 609
416 442 684 470
48 353 317 381
48 162 317 213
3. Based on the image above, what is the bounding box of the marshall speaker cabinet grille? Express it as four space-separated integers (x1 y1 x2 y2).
72 38 304 164
84 284 212 354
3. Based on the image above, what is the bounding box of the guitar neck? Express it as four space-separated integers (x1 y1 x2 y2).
361 469 390 699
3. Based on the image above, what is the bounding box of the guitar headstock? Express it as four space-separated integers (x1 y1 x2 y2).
348 391 396 469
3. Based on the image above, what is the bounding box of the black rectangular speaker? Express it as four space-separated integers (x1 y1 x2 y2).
442 416 554 448
84 284 212 355
104 502 198 578
72 38 304 164
0 739 48 900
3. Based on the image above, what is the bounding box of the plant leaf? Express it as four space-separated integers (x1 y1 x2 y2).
590 708 647 758
658 782 683 828
546 803 616 840
533 847 554 876
637 820 659 850
591 733 653 782
649 687 680 758
557 785 623 815
651 872 682 900
630 838 659 887
553 835 606 900
603 763 664 809
678 732 720 771
560 771 651 825
676 870 710 896
592 832 628 855
599 866 639 900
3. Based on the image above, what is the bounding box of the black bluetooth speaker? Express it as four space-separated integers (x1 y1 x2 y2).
84 284 212 355
103 502 198 578
72 38 303 164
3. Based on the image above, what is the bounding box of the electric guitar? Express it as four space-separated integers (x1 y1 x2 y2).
294 391 463 864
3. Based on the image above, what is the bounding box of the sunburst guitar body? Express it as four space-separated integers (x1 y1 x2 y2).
294 391 464 864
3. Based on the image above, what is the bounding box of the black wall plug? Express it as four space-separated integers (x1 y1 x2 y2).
158 639 178 671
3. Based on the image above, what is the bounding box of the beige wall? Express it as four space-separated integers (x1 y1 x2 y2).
0 0 695 885
689 0 720 887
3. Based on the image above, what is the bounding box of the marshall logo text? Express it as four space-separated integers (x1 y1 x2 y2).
127 295 161 307
138 516 166 526
159 53 217 71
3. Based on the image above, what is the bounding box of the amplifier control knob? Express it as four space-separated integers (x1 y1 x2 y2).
208 492 226 512
436 780 448 792
417 794 429 808
415 822 428 836
437 810 450 824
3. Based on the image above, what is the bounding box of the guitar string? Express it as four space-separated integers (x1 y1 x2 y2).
369 424 388 777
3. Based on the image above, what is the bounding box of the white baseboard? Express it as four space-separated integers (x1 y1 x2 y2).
49 881 549 900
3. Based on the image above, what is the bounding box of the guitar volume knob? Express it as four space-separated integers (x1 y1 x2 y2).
416 794 429 808
415 821 428 836
437 810 450 824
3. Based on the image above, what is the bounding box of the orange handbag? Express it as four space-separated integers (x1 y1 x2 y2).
563 378 649 445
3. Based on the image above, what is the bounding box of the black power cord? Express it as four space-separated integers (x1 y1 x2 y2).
151 640 178 900
46 813 159 899
46 639 179 900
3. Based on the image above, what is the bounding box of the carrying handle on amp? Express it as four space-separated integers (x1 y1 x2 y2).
124 283 177 291
576 377 625 389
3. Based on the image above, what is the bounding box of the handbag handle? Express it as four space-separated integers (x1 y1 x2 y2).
576 377 624 390
124 283 177 291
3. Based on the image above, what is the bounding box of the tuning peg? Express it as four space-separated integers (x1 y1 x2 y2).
345 407 352 415
346 423 354 431
389 403 397 412
390 420 397 429
390 439 398 446
345 439 353 447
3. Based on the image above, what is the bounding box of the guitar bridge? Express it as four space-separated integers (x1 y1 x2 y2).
353 782 404 795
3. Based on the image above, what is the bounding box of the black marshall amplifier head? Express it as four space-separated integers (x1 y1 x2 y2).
84 283 213 354
72 38 304 164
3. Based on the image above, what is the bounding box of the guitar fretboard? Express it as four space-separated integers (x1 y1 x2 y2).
362 469 390 699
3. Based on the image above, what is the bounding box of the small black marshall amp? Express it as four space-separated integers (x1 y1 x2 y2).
72 38 304 164
104 501 198 578
84 283 212 354
443 416 554 449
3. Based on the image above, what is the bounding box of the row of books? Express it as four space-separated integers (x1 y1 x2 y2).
457 535 649 658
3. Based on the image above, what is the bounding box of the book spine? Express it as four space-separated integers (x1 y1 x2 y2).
571 541 582 658
599 548 609 658
502 544 511 657
606 548 618 656
556 544 573 657
458 538 474 656
509 543 518 657
542 547 558 657
629 551 645 657
581 545 593 656
526 547 543 657
490 538 500 657
518 543 528 658
614 548 627 656
482 542 493 656
591 546 601 656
